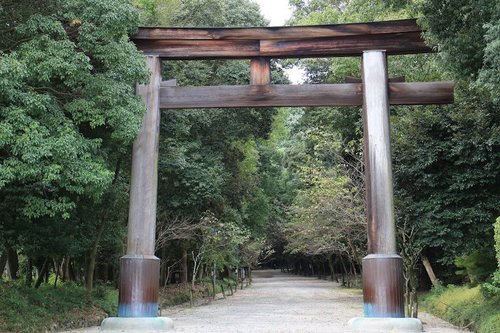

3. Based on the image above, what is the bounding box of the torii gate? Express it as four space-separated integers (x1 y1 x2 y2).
102 19 453 331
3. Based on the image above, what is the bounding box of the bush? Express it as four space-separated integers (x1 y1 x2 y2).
0 280 117 333
422 284 500 333
455 249 497 285
159 283 193 307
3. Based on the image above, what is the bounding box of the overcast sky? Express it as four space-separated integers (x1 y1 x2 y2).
251 0 293 26
251 0 304 84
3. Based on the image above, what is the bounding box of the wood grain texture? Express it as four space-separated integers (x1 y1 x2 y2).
158 82 453 109
128 56 162 255
131 19 432 59
390 81 454 104
362 50 395 255
250 58 271 85
259 32 429 57
133 39 260 59
133 19 422 40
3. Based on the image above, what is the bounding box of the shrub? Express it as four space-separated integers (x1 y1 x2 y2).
455 249 497 285
422 284 500 333
0 280 117 333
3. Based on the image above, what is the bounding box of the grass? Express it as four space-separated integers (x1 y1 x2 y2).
421 284 500 333
0 280 117 333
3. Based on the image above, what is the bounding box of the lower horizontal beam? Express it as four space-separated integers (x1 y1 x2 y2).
159 82 453 109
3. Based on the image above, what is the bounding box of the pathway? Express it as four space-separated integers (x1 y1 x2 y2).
59 270 468 333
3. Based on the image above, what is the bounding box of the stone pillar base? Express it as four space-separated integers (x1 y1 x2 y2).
348 317 423 332
101 317 174 331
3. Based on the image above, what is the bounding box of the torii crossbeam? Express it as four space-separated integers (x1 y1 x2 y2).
101 19 454 332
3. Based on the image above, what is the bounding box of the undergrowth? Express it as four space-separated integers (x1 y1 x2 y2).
0 280 117 333
159 278 244 308
421 284 500 333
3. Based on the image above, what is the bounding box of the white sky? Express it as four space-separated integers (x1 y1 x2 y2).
251 0 305 84
251 0 293 26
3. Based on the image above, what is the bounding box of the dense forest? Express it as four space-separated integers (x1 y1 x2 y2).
0 0 499 331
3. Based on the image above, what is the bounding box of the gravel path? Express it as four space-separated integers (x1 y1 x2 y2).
59 269 468 333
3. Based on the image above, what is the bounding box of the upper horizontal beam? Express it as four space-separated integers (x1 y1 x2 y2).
134 19 423 40
159 82 454 109
131 19 432 59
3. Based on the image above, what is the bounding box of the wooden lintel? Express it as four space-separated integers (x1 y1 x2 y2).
159 82 453 109
131 19 432 59
134 19 423 40
259 32 429 58
133 39 260 59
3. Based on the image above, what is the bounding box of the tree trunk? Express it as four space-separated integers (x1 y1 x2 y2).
212 262 216 299
53 259 59 288
25 257 33 287
198 264 204 280
34 258 49 288
61 257 70 282
86 221 105 293
410 291 418 318
328 255 336 282
181 248 188 284
69 258 77 282
0 251 7 278
340 256 348 286
422 256 439 287
86 157 121 293
7 247 19 280
160 246 168 286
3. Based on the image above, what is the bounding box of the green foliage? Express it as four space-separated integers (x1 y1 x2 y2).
422 284 500 333
482 217 500 297
0 280 117 333
171 0 266 27
495 217 500 266
455 249 497 285
419 0 499 102
287 0 500 285
133 0 181 26
0 0 147 221
159 284 193 307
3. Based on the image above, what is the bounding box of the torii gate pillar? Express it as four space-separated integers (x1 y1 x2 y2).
349 50 422 331
101 56 173 331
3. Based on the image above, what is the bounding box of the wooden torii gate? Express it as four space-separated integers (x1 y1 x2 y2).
102 19 453 331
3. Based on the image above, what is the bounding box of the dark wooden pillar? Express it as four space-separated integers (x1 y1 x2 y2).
118 55 162 318
361 50 404 318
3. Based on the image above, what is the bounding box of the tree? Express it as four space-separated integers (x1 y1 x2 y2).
0 0 148 287
286 0 500 286
419 0 499 102
283 121 366 282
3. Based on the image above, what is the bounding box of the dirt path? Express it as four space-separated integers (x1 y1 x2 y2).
60 270 468 333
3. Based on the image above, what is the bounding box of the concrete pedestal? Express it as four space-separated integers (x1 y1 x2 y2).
348 317 423 332
101 317 174 332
